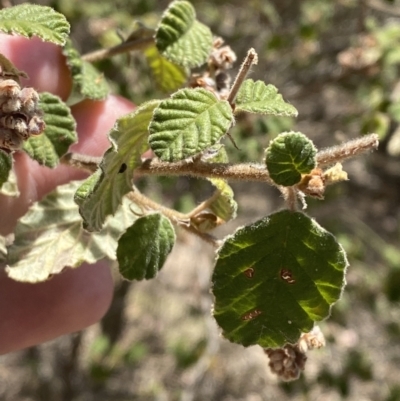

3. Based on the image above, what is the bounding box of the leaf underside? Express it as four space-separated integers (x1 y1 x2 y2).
0 4 70 46
23 92 77 168
75 100 160 232
265 131 317 186
117 212 176 281
149 88 233 162
155 0 213 68
212 210 348 348
6 181 140 283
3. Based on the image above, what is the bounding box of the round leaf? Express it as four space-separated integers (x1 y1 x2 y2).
117 212 176 281
149 88 233 162
265 132 317 186
212 210 348 348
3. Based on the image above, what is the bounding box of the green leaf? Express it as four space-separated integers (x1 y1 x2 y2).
155 0 213 68
265 132 317 186
117 212 175 281
149 88 233 162
0 150 12 188
63 39 109 101
6 181 140 283
23 92 77 168
212 210 348 348
0 168 19 197
144 45 188 93
75 100 160 232
208 178 237 223
0 4 70 46
0 235 6 263
235 80 298 117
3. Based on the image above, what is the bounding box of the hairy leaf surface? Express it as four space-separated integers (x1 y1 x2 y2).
117 213 175 281
23 92 77 167
155 0 213 68
212 210 348 348
63 40 109 101
145 45 188 93
265 132 317 186
6 181 140 283
149 88 233 161
235 80 298 117
0 4 70 46
75 100 160 231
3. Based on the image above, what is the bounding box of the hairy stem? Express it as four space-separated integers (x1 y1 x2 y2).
316 133 379 167
227 48 258 105
82 36 154 63
137 159 274 183
284 187 298 212
128 190 219 247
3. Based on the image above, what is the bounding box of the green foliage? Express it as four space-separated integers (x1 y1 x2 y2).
265 132 317 186
0 4 70 46
23 92 77 167
144 45 188 93
212 210 348 348
235 79 298 117
117 212 175 280
63 39 110 101
6 181 140 283
155 0 213 68
148 88 233 161
0 150 12 188
75 100 160 231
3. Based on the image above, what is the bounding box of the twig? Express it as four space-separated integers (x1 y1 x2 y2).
316 133 379 167
284 187 298 212
137 159 274 184
227 48 258 105
82 36 154 63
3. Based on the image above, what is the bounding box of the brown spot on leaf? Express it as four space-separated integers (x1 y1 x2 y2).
280 268 296 284
241 309 262 321
244 267 254 278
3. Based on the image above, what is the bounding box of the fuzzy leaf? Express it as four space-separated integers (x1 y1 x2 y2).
23 92 77 167
149 88 233 161
208 179 237 223
75 100 160 232
235 80 298 117
0 149 12 188
0 4 70 46
117 212 175 281
265 132 317 186
145 45 188 93
63 40 109 101
212 210 348 348
155 0 213 68
6 181 140 283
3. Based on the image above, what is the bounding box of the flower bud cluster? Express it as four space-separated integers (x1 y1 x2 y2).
264 326 326 381
0 76 45 151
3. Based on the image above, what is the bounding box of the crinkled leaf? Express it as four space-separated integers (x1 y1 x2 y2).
117 212 175 281
63 39 109 101
75 100 160 232
6 181 140 283
155 0 213 68
145 45 188 93
0 4 70 46
212 210 348 348
149 88 233 161
23 92 77 167
0 149 12 188
265 132 317 186
235 80 298 117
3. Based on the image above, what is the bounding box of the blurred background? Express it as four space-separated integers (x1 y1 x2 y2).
1 0 400 400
